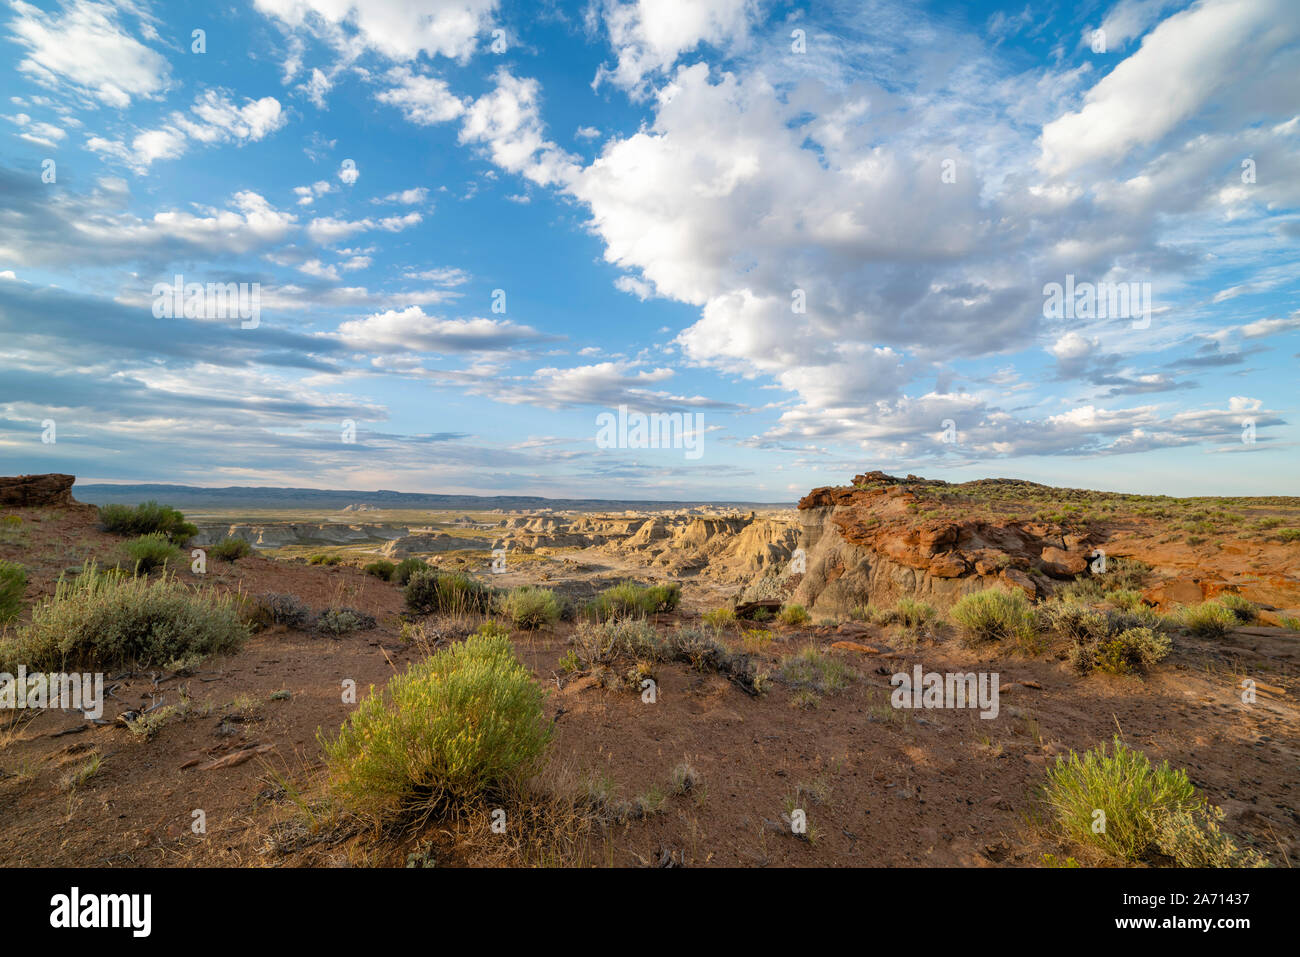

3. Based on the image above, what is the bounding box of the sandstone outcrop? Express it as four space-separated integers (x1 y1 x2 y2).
791 472 1099 616
0 473 76 508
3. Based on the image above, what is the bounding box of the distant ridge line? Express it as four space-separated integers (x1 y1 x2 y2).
72 483 790 510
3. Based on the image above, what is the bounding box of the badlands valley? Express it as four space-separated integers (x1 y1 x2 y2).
1 471 1298 867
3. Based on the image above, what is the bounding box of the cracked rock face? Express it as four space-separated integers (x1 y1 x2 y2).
0 474 75 508
791 472 1099 615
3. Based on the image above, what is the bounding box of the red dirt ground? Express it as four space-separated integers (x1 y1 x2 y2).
1 503 1296 867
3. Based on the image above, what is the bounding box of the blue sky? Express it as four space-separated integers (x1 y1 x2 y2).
0 0 1297 501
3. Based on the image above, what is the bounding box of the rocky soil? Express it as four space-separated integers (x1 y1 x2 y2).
1 475 1297 868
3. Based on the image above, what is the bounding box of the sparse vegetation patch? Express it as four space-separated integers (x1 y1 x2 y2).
0 562 247 671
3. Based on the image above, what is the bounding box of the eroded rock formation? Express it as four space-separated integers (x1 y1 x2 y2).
0 474 76 508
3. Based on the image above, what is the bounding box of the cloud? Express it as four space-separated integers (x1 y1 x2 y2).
338 158 359 184
306 211 421 244
337 306 553 353
300 67 332 108
375 187 430 205
86 91 287 172
0 169 299 267
293 179 334 205
7 0 169 107
374 66 466 124
487 360 739 411
3 112 66 147
402 267 469 285
459 69 579 187
595 0 757 93
1041 0 1299 176
253 0 499 62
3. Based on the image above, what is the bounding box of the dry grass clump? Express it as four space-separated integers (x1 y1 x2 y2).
562 619 767 695
0 561 246 671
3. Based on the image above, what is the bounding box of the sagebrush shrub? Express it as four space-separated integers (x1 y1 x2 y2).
363 559 396 581
1151 805 1268 868
778 603 810 625
320 627 550 819
210 538 252 562
894 598 935 630
246 592 312 630
98 501 197 544
1214 592 1256 623
124 533 182 573
393 557 426 586
1043 736 1260 866
588 581 680 620
702 606 736 629
316 607 377 635
1177 601 1238 638
1 562 246 670
406 568 494 615
497 586 561 630
950 588 1039 650
1094 627 1172 675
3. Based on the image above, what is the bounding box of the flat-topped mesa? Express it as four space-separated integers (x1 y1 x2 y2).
0 473 76 508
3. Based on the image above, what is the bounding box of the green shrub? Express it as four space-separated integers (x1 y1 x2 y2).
307 553 343 566
1177 601 1238 638
702 606 736 629
0 560 27 623
1276 528 1300 543
589 582 654 619
1043 736 1261 866
1214 592 1257 623
363 559 396 581
778 603 810 626
497 586 561 630
588 581 681 620
246 592 312 630
1151 805 1269 867
124 533 182 573
210 538 252 562
393 558 426 586
1044 599 1109 644
950 588 1039 650
316 607 376 635
1281 615 1300 632
1094 627 1172 675
895 598 935 630
1105 589 1144 612
320 627 550 819
646 583 681 612
0 562 247 670
97 501 197 544
405 568 494 615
